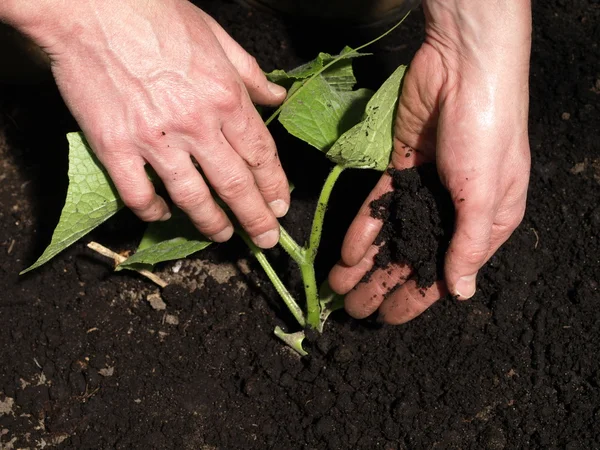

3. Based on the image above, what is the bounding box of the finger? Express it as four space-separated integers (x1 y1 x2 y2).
329 244 380 294
221 102 290 219
378 279 447 325
344 264 412 319
101 154 170 222
193 133 281 249
199 11 287 105
444 190 494 300
149 151 234 242
340 170 394 266
391 137 433 170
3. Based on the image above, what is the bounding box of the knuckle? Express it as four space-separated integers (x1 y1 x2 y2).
212 80 244 113
245 137 276 168
261 175 287 199
195 218 226 237
219 172 254 201
94 129 129 153
172 185 210 211
241 212 272 235
241 54 260 77
460 245 489 266
123 191 155 212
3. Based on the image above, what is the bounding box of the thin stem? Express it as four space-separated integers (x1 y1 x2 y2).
278 226 320 328
239 233 306 327
307 165 344 262
88 241 168 288
264 12 411 126
278 226 306 265
301 263 321 329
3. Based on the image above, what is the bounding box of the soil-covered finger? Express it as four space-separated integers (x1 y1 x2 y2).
344 264 412 319
329 244 379 295
366 165 454 289
378 279 447 324
341 170 393 266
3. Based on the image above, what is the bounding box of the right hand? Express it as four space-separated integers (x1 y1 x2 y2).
19 0 289 248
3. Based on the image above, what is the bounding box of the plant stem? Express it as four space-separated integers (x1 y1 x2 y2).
302 263 321 329
264 11 411 126
277 226 320 328
87 241 168 288
307 164 344 262
239 233 306 328
278 226 306 265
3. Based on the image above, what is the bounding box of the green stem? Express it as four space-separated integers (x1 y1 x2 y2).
278 226 306 265
307 165 344 262
301 263 320 329
239 232 306 328
278 226 320 328
264 11 411 126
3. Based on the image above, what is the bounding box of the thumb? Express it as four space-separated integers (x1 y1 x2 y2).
200 12 287 105
445 191 494 300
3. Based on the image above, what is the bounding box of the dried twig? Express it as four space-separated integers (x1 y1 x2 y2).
530 228 540 249
87 241 168 288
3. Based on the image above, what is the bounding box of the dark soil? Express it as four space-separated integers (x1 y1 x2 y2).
1 1 599 449
369 165 454 288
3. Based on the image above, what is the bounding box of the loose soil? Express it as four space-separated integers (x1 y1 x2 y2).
1 1 599 449
369 166 454 288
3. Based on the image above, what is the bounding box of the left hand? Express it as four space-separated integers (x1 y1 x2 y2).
328 1 532 324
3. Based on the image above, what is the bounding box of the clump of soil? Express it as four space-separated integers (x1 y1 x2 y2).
369 165 454 288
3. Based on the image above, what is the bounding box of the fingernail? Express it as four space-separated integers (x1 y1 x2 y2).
455 274 477 299
268 199 289 217
253 228 279 249
209 226 234 243
159 212 172 221
268 82 287 98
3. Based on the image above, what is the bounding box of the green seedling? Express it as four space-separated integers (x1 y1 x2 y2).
21 17 409 354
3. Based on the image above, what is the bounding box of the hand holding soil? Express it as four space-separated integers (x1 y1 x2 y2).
1 0 289 249
329 0 532 323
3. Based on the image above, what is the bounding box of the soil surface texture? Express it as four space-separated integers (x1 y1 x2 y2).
1 1 599 449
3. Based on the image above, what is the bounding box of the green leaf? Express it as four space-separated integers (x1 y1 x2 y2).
117 237 212 271
326 65 407 171
21 132 123 274
279 75 373 151
266 47 368 91
118 208 211 270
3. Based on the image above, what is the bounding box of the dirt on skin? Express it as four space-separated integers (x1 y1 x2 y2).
368 165 454 288
1 0 599 449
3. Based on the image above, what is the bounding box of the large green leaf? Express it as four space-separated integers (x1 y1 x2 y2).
279 75 373 152
267 47 368 92
22 132 123 273
117 208 211 270
326 65 407 171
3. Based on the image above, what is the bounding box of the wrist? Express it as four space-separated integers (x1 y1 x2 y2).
422 0 532 68
0 0 71 49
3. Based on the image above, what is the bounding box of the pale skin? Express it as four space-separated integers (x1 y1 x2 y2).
1 0 531 324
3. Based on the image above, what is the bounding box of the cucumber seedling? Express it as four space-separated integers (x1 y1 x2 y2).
22 18 410 354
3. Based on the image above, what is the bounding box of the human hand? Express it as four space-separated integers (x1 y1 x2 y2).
11 0 289 248
329 0 532 323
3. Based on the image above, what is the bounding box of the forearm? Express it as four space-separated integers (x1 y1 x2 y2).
422 0 532 68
